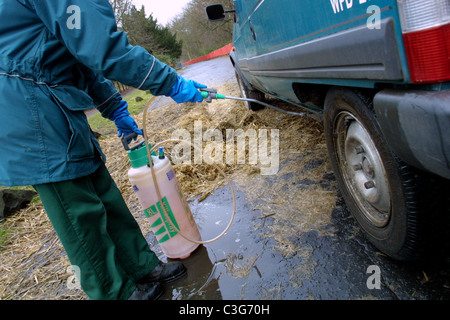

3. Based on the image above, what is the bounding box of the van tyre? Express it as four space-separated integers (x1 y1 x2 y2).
323 87 448 261
234 69 265 111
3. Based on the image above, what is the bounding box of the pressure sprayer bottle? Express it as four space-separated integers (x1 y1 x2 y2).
122 134 201 259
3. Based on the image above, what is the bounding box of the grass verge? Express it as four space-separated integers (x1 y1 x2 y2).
87 89 153 136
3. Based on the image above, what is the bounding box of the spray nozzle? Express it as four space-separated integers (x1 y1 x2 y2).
200 88 226 102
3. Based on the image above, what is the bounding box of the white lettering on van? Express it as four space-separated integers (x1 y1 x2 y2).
330 0 373 14
330 0 344 13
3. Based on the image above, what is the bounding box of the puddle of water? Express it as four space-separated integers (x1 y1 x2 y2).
147 185 352 300
145 185 272 300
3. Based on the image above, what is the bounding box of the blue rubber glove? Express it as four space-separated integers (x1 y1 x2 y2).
109 100 143 138
165 75 207 103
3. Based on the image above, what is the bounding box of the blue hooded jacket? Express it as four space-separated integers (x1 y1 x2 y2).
0 0 177 186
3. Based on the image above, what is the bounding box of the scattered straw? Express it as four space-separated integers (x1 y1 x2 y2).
224 252 259 278
0 203 85 299
0 81 336 299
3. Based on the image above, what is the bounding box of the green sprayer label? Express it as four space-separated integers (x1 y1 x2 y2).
144 197 180 243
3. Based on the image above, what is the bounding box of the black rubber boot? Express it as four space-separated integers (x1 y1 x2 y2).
138 261 187 284
128 282 164 300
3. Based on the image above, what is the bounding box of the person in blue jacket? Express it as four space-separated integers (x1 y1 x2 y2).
0 0 207 300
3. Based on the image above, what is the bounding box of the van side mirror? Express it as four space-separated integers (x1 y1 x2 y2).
206 4 225 21
206 4 235 21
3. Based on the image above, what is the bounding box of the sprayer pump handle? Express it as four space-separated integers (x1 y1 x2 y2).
121 131 144 151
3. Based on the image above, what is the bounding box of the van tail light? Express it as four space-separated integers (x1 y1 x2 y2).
397 0 450 84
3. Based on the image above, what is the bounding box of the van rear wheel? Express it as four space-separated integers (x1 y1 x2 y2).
323 87 446 260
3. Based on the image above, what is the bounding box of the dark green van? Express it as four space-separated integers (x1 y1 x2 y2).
207 0 450 260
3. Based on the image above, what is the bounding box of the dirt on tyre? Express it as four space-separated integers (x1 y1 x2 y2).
323 87 449 261
234 69 265 111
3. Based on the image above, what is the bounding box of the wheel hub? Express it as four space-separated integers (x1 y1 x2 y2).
339 114 391 227
361 156 374 178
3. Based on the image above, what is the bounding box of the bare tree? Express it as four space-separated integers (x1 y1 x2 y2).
169 0 234 62
108 0 132 27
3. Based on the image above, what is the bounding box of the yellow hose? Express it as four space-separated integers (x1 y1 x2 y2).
140 96 236 244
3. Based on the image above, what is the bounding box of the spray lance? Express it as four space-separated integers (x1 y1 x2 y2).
200 88 313 117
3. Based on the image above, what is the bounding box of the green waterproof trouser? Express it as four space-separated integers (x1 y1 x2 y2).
33 163 160 300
